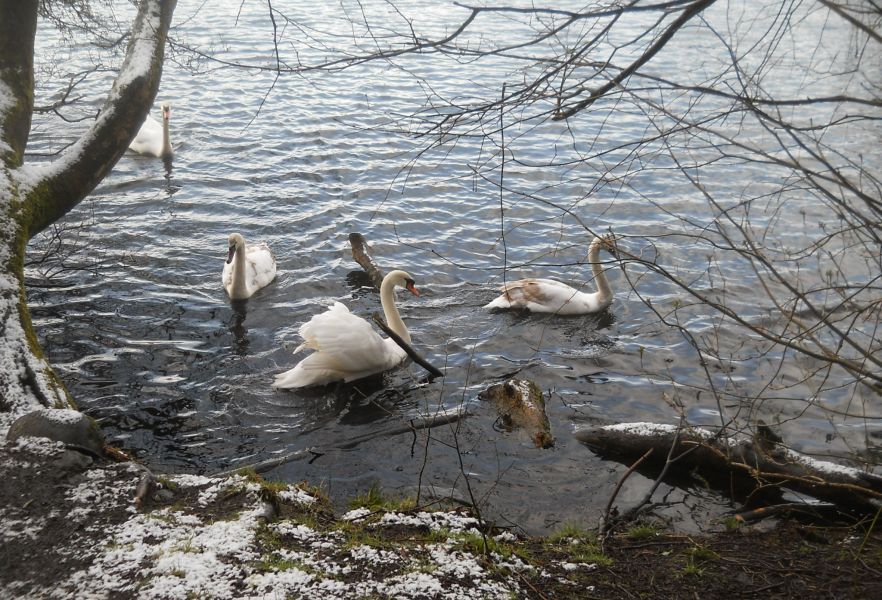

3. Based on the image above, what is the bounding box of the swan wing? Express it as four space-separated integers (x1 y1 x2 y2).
485 278 578 312
296 302 404 370
275 302 406 388
128 115 163 156
244 243 277 291
221 261 234 292
485 278 609 314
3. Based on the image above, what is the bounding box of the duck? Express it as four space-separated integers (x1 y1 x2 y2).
484 235 616 315
128 102 172 157
222 233 277 300
273 270 420 389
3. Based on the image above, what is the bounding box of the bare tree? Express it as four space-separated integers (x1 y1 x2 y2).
226 0 880 468
0 0 176 423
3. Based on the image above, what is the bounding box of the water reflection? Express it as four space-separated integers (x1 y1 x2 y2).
227 299 250 356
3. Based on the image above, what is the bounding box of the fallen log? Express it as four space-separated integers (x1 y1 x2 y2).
575 422 882 514
349 232 384 289
479 379 554 448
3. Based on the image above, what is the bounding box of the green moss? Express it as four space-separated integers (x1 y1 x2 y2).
3 183 74 407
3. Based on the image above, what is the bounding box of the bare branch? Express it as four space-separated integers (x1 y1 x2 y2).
19 0 177 237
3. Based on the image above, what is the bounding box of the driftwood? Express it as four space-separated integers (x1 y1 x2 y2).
349 232 384 289
215 407 468 477
479 379 554 448
575 422 882 514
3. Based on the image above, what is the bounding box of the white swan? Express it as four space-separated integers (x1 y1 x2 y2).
128 102 172 157
484 235 616 315
222 233 277 300
273 270 420 389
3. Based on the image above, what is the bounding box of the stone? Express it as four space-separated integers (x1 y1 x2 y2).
7 409 104 457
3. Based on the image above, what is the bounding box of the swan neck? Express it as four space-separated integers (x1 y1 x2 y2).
230 244 249 295
589 239 612 300
380 276 411 344
162 117 171 156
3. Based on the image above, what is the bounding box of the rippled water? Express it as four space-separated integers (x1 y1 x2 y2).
24 1 878 533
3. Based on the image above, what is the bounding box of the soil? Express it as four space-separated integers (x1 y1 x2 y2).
1 439 881 599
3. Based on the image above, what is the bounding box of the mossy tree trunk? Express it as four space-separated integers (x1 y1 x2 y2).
0 0 177 427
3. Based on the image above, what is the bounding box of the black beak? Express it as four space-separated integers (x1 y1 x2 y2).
226 245 235 264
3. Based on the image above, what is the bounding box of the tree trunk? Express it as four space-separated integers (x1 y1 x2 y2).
0 0 177 433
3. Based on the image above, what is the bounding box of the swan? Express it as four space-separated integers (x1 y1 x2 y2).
128 102 172 157
273 270 420 389
484 235 616 315
222 233 277 300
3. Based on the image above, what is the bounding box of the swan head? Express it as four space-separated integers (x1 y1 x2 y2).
590 233 618 258
600 233 617 255
227 233 245 264
161 102 171 121
385 269 420 296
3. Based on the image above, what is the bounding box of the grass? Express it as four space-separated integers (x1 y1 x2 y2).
624 523 660 540
547 523 613 567
349 486 417 512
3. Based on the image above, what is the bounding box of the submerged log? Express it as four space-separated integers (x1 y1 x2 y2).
349 232 385 289
575 422 882 514
479 379 554 448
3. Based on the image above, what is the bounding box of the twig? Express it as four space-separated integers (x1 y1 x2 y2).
601 447 653 534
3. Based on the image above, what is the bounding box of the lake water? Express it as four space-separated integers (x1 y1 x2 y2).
25 1 879 533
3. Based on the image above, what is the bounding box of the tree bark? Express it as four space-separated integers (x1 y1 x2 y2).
0 0 177 431
0 0 37 167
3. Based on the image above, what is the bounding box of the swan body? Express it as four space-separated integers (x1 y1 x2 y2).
273 270 420 389
222 233 277 300
129 103 172 157
484 235 615 315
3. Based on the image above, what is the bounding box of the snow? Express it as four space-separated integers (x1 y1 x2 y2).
34 407 83 425
781 447 864 478
341 507 372 522
10 435 65 456
602 422 684 436
374 510 481 532
279 486 318 505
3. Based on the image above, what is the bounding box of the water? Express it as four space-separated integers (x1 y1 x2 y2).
24 1 880 533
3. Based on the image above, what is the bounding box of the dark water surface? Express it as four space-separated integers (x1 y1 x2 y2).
24 1 877 533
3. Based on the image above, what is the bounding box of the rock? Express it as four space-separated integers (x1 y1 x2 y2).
479 379 555 448
7 409 104 457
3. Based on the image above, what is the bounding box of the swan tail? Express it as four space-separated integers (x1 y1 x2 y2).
272 360 341 389
273 346 349 389
483 294 513 310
